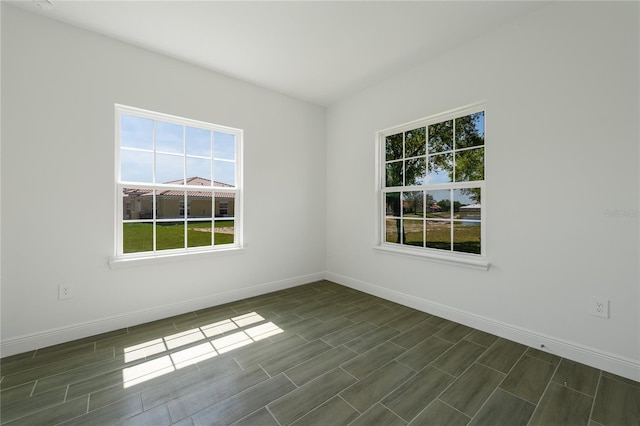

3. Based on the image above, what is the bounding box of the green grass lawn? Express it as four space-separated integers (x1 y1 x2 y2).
123 221 234 253
386 219 481 254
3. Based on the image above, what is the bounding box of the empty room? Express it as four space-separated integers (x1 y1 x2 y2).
1 1 639 425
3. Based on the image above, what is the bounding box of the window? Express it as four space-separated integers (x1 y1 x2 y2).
115 105 242 259
378 104 486 265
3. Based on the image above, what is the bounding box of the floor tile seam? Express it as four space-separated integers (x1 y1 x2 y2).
336 394 363 417
379 400 413 423
601 373 640 388
435 397 473 421
524 356 562 426
586 370 604 425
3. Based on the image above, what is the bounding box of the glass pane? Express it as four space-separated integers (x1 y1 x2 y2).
455 111 484 149
156 221 185 251
385 217 401 244
188 191 212 218
455 147 484 182
187 220 212 248
123 222 153 253
122 188 153 220
385 133 403 161
453 220 481 254
427 153 453 184
187 157 211 181
454 188 481 221
215 196 235 218
186 127 211 157
120 150 153 183
405 157 426 186
157 190 184 220
404 127 426 158
426 189 451 218
428 120 453 153
385 192 401 217
214 132 235 160
156 153 185 184
385 161 403 187
214 219 235 245
403 191 424 218
403 219 424 247
213 160 235 187
426 220 451 251
121 114 153 150
156 121 184 154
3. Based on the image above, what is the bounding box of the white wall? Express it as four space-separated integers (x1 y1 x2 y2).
326 2 640 380
1 5 326 355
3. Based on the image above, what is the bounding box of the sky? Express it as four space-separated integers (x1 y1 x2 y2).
120 114 236 186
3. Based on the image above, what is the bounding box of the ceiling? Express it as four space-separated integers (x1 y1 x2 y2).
10 0 549 106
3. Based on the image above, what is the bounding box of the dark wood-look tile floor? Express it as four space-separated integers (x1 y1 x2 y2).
1 281 639 425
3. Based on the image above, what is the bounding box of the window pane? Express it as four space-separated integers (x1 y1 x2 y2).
403 219 424 247
385 133 403 161
122 188 153 220
156 153 185 184
156 222 185 251
426 220 451 250
453 220 481 254
403 191 424 218
121 114 153 150
455 112 484 149
123 222 153 253
214 132 235 160
157 191 184 220
214 160 235 187
454 147 484 182
405 127 426 158
385 161 403 187
385 217 400 244
454 188 481 221
426 190 451 218
405 158 426 186
188 191 212 218
156 121 184 154
215 196 234 218
214 219 235 245
186 127 211 157
428 120 453 153
427 153 453 184
121 150 153 183
385 192 401 217
187 157 211 181
187 220 212 248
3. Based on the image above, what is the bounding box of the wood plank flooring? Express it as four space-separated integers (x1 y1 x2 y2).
1 281 639 425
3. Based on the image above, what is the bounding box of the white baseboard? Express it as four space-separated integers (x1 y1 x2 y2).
326 271 640 382
0 272 326 358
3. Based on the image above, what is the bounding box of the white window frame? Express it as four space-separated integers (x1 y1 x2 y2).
374 103 489 270
110 104 243 267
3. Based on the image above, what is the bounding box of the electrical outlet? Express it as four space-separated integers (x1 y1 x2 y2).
59 284 73 300
590 297 609 318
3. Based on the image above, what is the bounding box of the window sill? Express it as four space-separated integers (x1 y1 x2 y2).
373 245 490 271
109 246 245 269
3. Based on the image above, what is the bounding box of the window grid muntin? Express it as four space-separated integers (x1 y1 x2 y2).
116 104 241 258
380 105 485 256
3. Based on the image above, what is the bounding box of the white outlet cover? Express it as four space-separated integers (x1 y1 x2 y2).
590 296 609 318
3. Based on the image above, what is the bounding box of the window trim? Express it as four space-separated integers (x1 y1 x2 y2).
375 103 489 270
112 104 243 264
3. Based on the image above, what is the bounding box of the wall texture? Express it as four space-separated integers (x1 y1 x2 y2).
325 2 640 379
1 5 326 355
